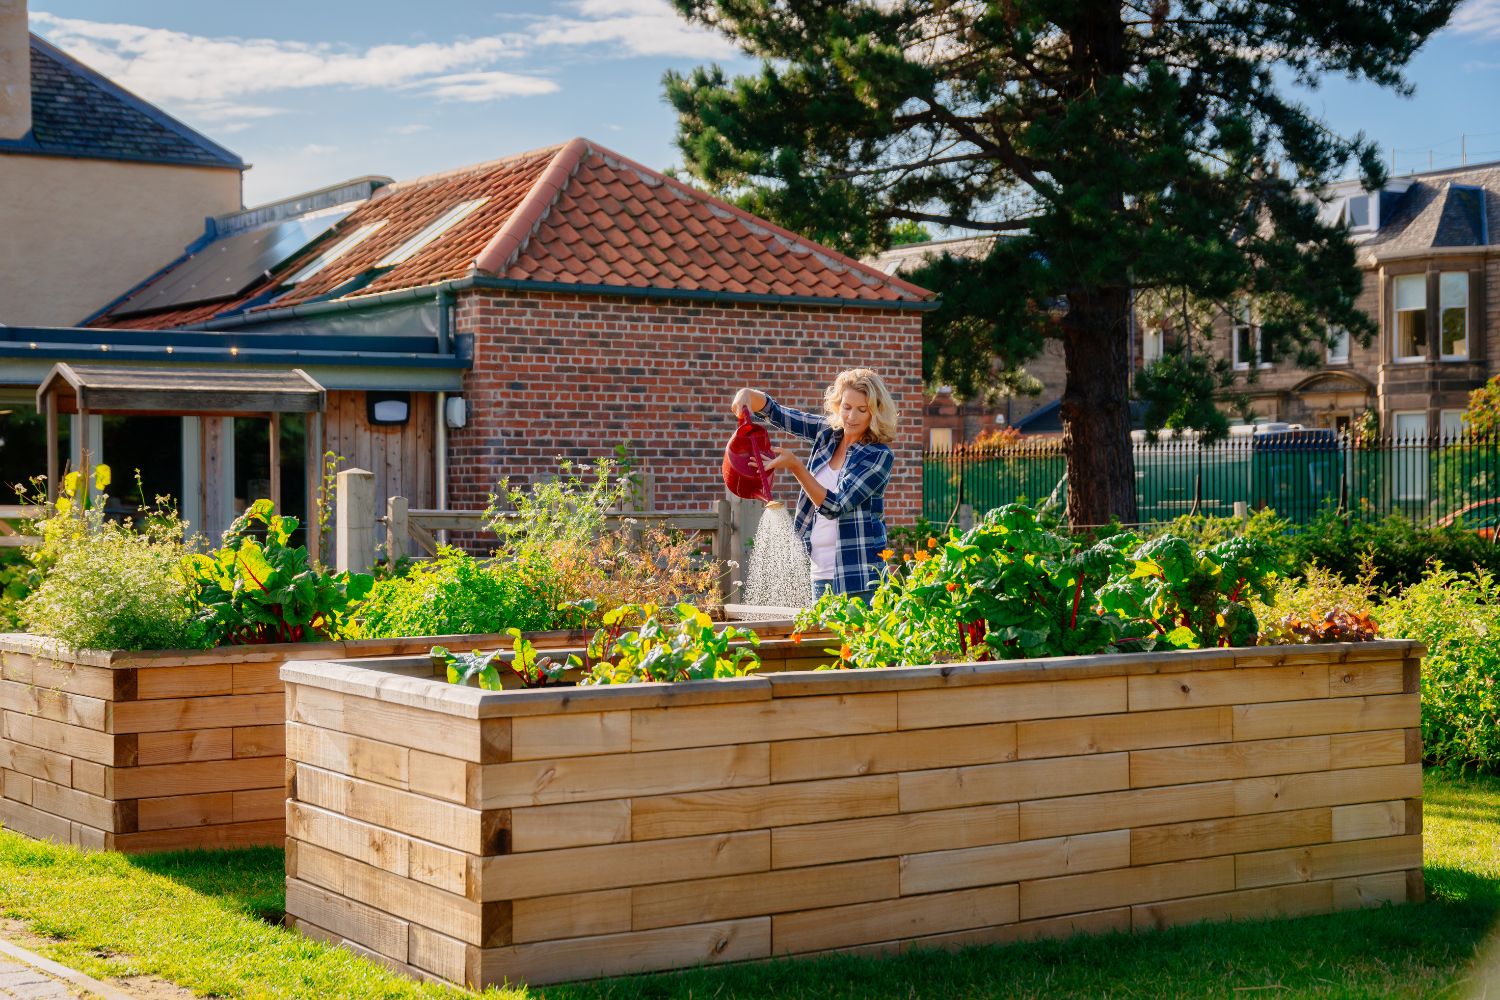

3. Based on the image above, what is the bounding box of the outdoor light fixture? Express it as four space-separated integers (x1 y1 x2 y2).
367 391 411 426
445 396 467 429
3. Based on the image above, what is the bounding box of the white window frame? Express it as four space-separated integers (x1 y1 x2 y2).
1440 409 1465 442
1392 410 1429 502
1392 273 1427 363
1439 272 1469 361
1327 326 1349 365
1142 327 1164 365
376 198 490 267
1231 302 1271 371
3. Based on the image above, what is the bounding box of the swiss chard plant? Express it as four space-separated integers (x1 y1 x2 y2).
573 603 760 684
186 500 373 645
1098 535 1279 649
433 628 571 691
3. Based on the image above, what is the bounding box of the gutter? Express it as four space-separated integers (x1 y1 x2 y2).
200 274 937 331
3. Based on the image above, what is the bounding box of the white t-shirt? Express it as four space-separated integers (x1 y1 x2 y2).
808 460 842 581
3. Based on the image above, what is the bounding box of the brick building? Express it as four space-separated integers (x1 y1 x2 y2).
9 138 932 533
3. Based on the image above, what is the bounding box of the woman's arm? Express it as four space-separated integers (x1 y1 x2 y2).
732 388 827 443
766 446 894 516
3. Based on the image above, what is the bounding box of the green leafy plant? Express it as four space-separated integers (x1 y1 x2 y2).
347 547 557 638
433 628 570 691
186 500 373 645
1099 535 1279 649
1381 567 1500 773
574 603 759 685
1254 558 1383 645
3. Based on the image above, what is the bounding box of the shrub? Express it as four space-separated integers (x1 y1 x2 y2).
20 470 205 651
0 549 33 631
186 500 372 645
1283 508 1500 590
1254 559 1382 644
350 548 557 639
1380 567 1500 773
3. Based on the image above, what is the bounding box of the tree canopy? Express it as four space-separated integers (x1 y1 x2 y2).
666 0 1458 523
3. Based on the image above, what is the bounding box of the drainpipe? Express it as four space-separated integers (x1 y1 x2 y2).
436 391 447 514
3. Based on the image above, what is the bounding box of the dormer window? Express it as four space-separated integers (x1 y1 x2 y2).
1344 195 1371 231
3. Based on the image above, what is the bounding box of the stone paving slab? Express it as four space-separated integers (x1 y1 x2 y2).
0 958 76 1000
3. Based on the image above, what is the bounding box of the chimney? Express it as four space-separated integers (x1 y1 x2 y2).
0 0 30 140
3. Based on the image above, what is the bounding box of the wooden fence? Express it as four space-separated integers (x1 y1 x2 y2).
0 506 40 549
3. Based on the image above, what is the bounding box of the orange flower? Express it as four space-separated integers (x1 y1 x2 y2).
879 548 895 562
927 537 938 549
914 550 931 563
946 581 958 592
790 632 803 644
839 643 853 660
904 553 914 562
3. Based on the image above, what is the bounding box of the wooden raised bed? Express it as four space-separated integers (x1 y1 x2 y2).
280 640 1425 988
0 617 817 853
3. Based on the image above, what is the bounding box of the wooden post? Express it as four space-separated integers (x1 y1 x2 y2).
386 495 409 564
958 503 975 532
44 394 57 502
335 467 375 575
306 411 323 566
76 408 92 505
714 498 734 603
1233 501 1249 521
268 412 282 512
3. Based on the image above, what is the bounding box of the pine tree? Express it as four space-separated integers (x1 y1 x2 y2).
665 0 1457 524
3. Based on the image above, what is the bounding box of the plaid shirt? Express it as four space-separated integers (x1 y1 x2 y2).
753 395 893 594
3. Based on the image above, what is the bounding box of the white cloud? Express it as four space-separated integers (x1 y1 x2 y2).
529 0 740 58
389 123 432 135
1453 0 1500 39
300 143 337 156
413 71 561 102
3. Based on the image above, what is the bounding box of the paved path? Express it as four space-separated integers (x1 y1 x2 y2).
0 937 137 1000
0 957 76 1000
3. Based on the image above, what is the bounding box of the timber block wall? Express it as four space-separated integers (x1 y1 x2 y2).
0 626 813 853
280 640 1425 990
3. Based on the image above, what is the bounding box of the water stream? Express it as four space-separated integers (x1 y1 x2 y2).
742 504 814 608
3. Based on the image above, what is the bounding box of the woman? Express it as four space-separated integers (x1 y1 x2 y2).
731 369 898 602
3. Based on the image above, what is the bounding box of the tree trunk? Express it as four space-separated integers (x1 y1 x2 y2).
1061 287 1137 527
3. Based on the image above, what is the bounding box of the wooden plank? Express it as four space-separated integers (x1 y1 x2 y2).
773 884 1018 955
0 736 73 785
773 804 1018 869
108 693 284 734
1131 807 1333 866
3 771 31 804
4 712 125 766
1016 707 1232 760
509 799 632 853
292 840 493 945
407 925 469 984
473 743 769 810
108 818 281 853
512 889 632 943
233 725 284 759
634 858 899 931
1018 781 1236 840
409 840 470 897
1128 664 1327 712
0 679 107 730
1233 764 1423 815
108 756 284 800
1232 694 1418 741
137 729 233 765
1133 879 1333 930
1328 660 1405 698
295 764 490 855
897 677 1126 731
70 759 104 797
898 753 1129 813
233 789 286 822
770 723 1017 784
890 906 1131 955
290 685 486 763
480 918 769 988
1329 729 1407 769
479 830 770 901
1 655 119 701
1331 801 1405 841
138 791 233 831
0 797 71 843
71 822 106 852
134 664 234 700
288 800 411 876
630 774 899 840
629 694 897 752
1019 856 1235 920
1129 736 1333 789
232 662 284 695
900 830 1130 895
285 722 408 790
409 751 468 805
1236 835 1422 889
1332 870 1408 909
511 711 631 761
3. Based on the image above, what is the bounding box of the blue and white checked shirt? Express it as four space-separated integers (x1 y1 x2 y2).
753 395 893 594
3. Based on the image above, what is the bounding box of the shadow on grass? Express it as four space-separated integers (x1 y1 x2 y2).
125 846 287 927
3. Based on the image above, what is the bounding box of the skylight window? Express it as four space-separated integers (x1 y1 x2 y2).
284 220 388 285
376 198 490 267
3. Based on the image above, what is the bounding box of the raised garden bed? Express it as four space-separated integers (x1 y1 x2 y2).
0 617 818 853
280 640 1425 988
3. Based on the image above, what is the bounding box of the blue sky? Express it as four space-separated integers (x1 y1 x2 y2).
27 0 1500 210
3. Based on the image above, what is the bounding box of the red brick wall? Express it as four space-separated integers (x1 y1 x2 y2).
449 290 925 522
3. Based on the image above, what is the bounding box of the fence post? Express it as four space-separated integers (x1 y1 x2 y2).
335 468 375 575
958 503 975 532
386 495 409 565
1233 501 1248 521
713 498 736 604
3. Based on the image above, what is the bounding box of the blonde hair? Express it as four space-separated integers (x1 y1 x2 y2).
824 368 898 444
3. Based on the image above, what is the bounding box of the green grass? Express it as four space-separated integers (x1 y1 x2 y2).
0 771 1496 999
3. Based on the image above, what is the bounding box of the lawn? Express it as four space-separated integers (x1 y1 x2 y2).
0 770 1494 999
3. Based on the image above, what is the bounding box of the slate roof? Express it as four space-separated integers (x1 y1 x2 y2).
0 35 242 169
94 138 930 330
1358 164 1498 257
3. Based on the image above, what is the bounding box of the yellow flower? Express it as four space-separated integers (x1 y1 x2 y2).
63 471 80 497
879 548 895 561
914 550 931 563
94 464 111 491
927 537 938 549
54 496 72 517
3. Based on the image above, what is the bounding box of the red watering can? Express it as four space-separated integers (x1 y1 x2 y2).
723 408 776 503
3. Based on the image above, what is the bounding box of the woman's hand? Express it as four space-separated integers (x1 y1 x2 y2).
731 388 766 417
764 447 804 473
